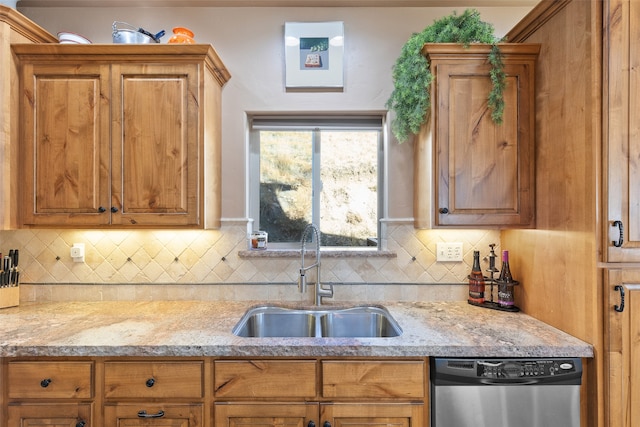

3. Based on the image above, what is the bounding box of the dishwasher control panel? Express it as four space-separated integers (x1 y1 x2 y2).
478 359 577 379
431 358 582 385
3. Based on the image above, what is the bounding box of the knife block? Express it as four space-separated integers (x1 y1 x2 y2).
0 286 19 309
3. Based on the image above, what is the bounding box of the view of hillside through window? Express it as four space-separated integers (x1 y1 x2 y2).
258 129 379 246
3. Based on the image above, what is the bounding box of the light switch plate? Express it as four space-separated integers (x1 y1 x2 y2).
436 242 463 262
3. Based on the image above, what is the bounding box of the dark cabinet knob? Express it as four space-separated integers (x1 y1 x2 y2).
76 421 86 427
323 422 331 427
145 378 155 387
40 378 52 388
98 206 106 213
308 422 316 427
111 206 119 213
439 207 449 214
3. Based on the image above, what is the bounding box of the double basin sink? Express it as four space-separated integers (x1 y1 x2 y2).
232 305 402 338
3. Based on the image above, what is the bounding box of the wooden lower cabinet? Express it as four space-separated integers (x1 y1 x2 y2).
7 403 92 427
214 402 423 427
104 403 203 427
323 403 423 427
214 403 318 427
605 269 640 427
214 359 426 427
3 358 428 427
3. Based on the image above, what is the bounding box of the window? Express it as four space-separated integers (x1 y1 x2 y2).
248 115 384 248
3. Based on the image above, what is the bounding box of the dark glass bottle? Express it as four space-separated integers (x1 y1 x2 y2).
468 250 485 304
497 250 515 307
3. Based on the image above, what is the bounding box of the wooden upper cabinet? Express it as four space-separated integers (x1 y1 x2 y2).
414 43 539 228
111 63 199 226
0 7 58 231
605 0 640 262
19 62 111 226
13 44 230 228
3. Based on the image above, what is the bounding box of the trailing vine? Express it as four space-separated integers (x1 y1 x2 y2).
386 9 505 143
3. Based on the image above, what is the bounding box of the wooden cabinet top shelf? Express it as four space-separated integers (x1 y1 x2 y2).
421 42 541 58
11 43 231 86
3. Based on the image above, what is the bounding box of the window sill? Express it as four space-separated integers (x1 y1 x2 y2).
238 248 397 259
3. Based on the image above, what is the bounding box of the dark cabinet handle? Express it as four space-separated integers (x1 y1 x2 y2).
439 207 449 214
138 410 165 418
76 421 86 427
40 378 52 388
323 422 331 427
615 285 625 312
98 206 106 213
612 220 624 247
308 422 316 427
111 206 119 213
145 378 155 387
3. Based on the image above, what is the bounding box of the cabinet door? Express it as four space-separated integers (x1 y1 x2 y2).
320 403 424 427
111 63 200 227
605 269 640 427
104 403 202 427
8 403 92 427
434 61 534 227
20 63 111 226
214 403 319 427
420 44 538 228
605 0 640 261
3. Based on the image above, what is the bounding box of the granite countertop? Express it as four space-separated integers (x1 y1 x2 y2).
0 300 593 358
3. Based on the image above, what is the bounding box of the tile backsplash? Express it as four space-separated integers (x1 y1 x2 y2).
0 224 499 303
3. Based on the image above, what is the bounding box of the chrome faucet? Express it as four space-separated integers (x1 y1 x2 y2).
298 223 334 306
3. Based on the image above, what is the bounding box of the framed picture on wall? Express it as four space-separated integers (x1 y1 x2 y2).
284 21 344 90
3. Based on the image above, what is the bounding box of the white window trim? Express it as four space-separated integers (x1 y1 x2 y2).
246 112 388 250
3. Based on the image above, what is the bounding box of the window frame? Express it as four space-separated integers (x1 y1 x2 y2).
247 113 387 250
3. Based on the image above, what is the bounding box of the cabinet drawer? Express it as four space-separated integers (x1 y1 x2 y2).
104 361 203 399
105 403 203 427
322 360 425 398
8 361 93 399
214 360 317 398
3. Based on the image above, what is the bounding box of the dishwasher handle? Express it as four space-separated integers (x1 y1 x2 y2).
480 378 540 385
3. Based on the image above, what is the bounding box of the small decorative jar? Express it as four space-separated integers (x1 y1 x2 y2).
250 231 268 250
168 27 195 44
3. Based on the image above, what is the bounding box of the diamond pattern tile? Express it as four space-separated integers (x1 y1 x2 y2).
2 224 500 302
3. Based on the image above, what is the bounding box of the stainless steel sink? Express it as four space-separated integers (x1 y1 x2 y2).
232 307 317 338
320 307 402 338
232 305 402 338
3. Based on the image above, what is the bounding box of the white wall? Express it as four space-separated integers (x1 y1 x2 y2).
8 6 532 302
19 5 532 219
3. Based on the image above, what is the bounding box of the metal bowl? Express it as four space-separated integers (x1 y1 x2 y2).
112 21 157 44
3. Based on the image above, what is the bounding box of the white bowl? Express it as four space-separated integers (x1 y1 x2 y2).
57 32 92 44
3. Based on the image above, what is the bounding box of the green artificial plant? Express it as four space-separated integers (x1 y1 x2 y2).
386 9 506 143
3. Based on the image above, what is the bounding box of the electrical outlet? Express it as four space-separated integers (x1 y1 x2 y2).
436 242 463 262
70 243 85 263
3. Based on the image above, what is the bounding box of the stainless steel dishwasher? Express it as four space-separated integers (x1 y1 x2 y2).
430 357 582 427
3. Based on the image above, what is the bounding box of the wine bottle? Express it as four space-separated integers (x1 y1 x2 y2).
468 250 485 304
498 250 515 307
